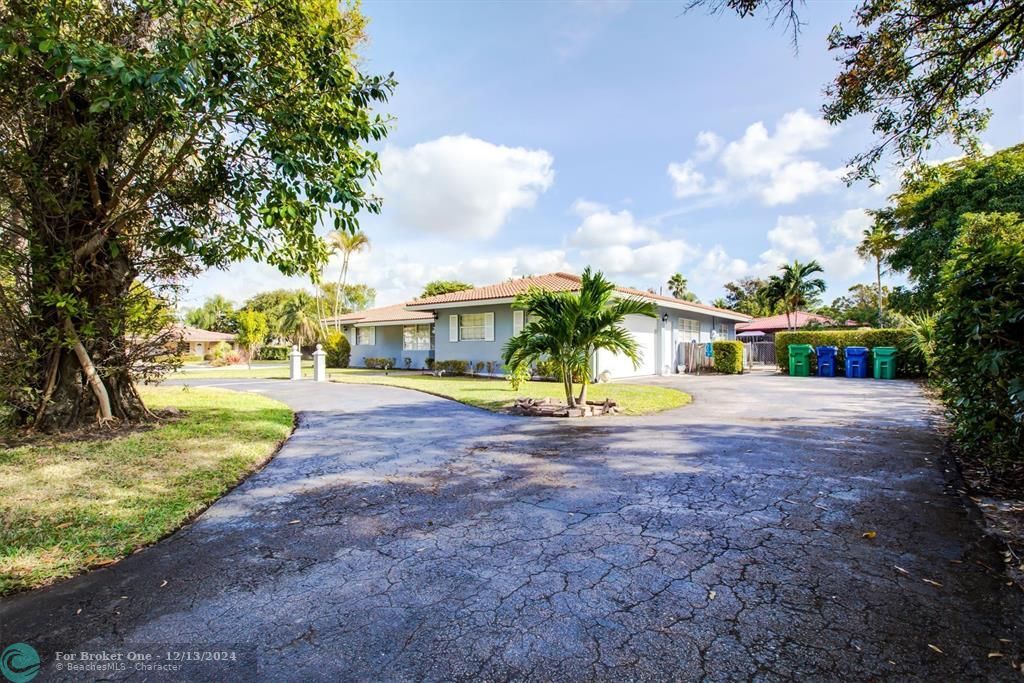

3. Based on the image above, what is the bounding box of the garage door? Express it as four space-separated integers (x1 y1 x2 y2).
596 314 658 378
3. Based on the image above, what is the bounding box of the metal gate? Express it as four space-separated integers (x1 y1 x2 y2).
744 341 776 366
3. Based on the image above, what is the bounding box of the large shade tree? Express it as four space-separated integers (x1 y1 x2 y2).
502 268 656 408
0 0 393 428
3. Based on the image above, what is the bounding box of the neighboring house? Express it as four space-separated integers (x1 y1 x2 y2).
404 272 752 379
331 303 436 369
171 326 237 357
736 311 859 340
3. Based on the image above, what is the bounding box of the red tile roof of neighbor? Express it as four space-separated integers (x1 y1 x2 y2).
406 272 752 321
327 303 434 326
735 311 859 333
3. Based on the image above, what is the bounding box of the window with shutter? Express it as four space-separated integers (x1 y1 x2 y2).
512 310 524 336
449 315 459 342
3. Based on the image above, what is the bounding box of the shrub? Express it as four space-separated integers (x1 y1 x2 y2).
403 357 412 369
323 331 350 368
712 340 744 374
424 357 435 370
934 212 1024 468
507 364 531 391
434 359 469 375
363 357 396 370
533 358 584 382
256 345 290 361
178 354 204 363
209 341 233 361
775 329 925 378
473 361 485 375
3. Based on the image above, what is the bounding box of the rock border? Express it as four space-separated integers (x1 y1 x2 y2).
510 397 619 417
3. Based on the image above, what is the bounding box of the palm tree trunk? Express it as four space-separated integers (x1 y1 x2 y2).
333 254 349 330
876 257 883 326
577 379 588 406
562 363 575 407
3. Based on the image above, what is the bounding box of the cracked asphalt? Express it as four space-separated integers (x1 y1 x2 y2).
3 373 1022 681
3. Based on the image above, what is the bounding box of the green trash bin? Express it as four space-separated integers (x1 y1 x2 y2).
788 344 814 377
872 346 897 380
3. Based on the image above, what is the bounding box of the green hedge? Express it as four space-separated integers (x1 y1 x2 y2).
775 329 925 378
323 331 350 368
934 212 1024 467
712 341 744 374
363 357 396 369
255 345 290 361
434 359 469 375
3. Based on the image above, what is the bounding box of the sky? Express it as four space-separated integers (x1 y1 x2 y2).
183 0 1024 311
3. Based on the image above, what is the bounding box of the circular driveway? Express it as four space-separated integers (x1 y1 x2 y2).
2 374 1021 680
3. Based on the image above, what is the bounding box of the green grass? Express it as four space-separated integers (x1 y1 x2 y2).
330 370 691 416
0 386 293 595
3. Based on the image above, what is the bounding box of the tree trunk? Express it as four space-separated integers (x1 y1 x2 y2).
876 257 884 326
562 364 575 407
64 318 113 421
577 380 588 406
333 254 349 330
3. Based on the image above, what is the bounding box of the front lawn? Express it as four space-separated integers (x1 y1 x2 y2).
0 386 293 595
330 370 690 415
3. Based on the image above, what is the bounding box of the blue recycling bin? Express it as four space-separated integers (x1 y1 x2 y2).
844 346 869 378
816 346 838 377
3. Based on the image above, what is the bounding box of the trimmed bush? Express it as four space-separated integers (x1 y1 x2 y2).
533 358 584 383
775 329 925 378
323 331 350 368
712 340 744 374
434 359 469 375
363 357 396 370
178 354 204 363
934 212 1024 468
424 357 435 370
256 345 290 361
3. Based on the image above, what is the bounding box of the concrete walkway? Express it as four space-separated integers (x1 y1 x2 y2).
2 375 1021 680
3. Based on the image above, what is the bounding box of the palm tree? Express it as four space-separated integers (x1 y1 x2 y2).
325 230 370 329
774 260 826 330
856 222 896 326
502 267 656 407
279 292 319 346
667 273 689 299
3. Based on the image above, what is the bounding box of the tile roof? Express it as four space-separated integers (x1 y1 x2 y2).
325 303 434 326
406 272 751 321
172 325 237 342
736 311 850 332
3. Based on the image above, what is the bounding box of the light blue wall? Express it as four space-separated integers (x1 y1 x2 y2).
433 304 515 372
343 324 434 369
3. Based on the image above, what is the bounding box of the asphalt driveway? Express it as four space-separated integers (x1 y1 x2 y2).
2 373 1021 680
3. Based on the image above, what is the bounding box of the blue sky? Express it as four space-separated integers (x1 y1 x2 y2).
184 0 1024 310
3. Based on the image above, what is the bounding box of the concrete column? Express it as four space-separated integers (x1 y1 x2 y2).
289 344 302 380
312 343 326 382
659 316 672 376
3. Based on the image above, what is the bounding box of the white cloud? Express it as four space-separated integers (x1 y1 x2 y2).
580 240 698 282
377 135 554 240
833 208 872 240
763 215 821 261
666 109 846 206
569 199 659 245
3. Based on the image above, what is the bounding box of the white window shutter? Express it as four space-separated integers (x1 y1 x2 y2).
484 312 495 341
449 314 459 342
368 327 375 345
512 310 524 336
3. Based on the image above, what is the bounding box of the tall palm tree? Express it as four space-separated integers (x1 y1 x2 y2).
667 273 689 299
856 222 896 326
279 292 319 346
502 267 657 407
325 229 370 329
775 260 826 330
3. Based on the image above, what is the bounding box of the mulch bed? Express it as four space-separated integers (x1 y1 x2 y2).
509 397 620 418
955 447 1024 586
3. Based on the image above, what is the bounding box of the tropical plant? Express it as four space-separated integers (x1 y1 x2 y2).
723 277 777 317
279 292 320 346
857 222 897 326
765 260 827 330
895 311 937 374
326 230 370 327
0 0 392 428
502 267 656 407
323 330 351 369
184 296 238 334
420 280 474 298
235 310 269 369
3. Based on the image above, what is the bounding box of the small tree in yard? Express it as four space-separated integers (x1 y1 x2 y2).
502 268 656 408
236 311 269 369
0 0 393 429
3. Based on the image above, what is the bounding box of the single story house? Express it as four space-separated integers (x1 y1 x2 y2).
171 325 237 357
339 272 750 378
736 311 859 340
332 303 436 369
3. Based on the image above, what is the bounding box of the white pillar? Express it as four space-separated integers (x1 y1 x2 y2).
313 343 327 382
289 344 302 380
659 316 672 376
